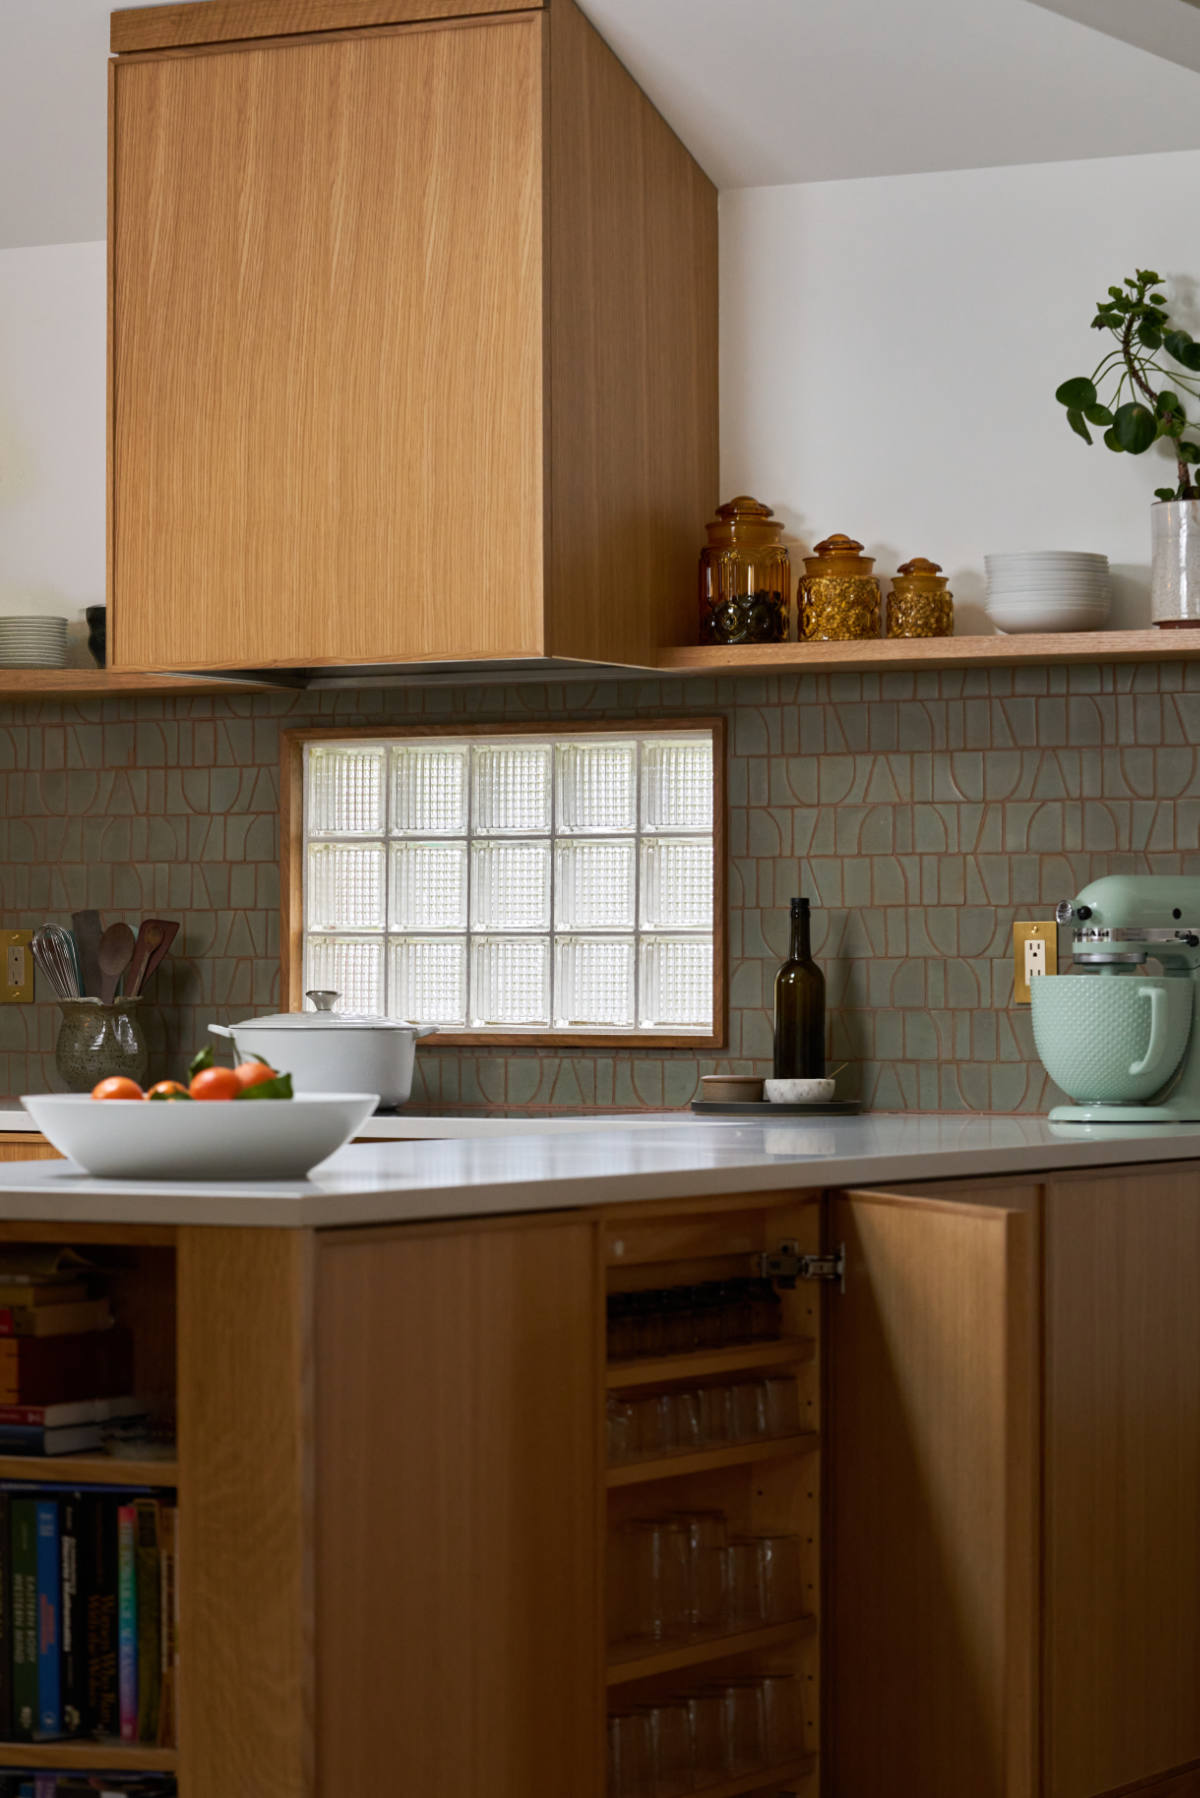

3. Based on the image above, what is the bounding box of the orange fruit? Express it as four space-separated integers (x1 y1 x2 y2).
189 1066 242 1102
234 1060 278 1091
147 1080 189 1101
91 1076 144 1101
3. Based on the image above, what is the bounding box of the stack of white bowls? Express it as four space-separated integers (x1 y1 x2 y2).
983 552 1111 634
0 616 69 668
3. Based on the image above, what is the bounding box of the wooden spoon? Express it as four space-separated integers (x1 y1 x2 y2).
129 919 179 996
97 921 136 1005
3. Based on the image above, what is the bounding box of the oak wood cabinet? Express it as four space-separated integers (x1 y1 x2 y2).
0 1156 1195 1795
108 0 717 675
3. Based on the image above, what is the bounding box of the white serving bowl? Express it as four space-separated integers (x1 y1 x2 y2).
986 597 1110 633
21 1092 378 1181
764 1077 836 1104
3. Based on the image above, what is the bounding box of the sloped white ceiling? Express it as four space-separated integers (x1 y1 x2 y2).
3 0 1200 249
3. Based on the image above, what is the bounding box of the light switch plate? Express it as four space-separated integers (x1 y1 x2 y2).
1 931 33 1005
1013 920 1057 1005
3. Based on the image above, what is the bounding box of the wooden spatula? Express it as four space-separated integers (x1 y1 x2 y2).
97 921 136 1005
128 920 180 997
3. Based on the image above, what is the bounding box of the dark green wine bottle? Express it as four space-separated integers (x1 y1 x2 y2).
773 897 826 1077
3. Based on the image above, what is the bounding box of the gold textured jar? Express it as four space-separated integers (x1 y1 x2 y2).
798 534 881 641
887 557 954 638
698 496 791 644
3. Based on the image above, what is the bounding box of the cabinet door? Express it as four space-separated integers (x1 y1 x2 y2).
314 1217 600 1798
1043 1166 1200 1798
827 1184 1038 1798
111 18 544 671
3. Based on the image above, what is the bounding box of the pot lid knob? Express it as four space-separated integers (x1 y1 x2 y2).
306 989 339 1012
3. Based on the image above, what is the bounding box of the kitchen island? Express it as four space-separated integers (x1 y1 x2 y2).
0 1119 1193 1798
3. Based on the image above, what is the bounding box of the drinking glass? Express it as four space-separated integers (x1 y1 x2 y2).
731 1379 766 1443
632 1393 676 1459
716 1679 766 1773
620 1520 690 1641
761 1375 802 1438
757 1672 801 1763
608 1709 653 1798
723 1537 764 1630
699 1384 733 1446
671 1388 704 1454
667 1510 728 1632
643 1700 693 1798
680 1689 723 1786
749 1532 804 1623
606 1396 636 1465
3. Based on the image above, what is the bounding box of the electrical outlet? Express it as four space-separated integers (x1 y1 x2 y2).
1013 920 1057 1005
0 931 33 1005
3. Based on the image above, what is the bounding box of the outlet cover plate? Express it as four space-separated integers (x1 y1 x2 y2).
1013 920 1057 1005
1 931 33 1005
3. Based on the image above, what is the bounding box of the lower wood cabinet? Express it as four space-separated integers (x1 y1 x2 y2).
0 1160 1195 1795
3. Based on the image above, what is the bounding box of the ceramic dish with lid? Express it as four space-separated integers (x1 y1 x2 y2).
209 990 435 1109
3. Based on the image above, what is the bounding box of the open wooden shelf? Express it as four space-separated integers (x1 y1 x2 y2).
0 1739 177 1771
606 1431 819 1489
0 668 286 702
655 627 1200 678
606 1337 815 1391
607 1615 817 1687
0 1453 177 1486
688 1755 817 1797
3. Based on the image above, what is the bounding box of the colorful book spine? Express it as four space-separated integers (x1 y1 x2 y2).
117 1502 138 1744
60 1492 82 1736
0 1490 11 1739
34 1500 60 1738
83 1494 118 1738
134 1497 161 1745
158 1504 178 1750
10 1498 37 1741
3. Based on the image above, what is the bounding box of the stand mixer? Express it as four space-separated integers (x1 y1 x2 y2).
1032 874 1200 1124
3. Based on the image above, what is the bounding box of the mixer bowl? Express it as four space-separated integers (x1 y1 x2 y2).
1031 974 1193 1103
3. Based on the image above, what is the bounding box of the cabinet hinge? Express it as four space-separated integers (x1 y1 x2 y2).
759 1240 845 1292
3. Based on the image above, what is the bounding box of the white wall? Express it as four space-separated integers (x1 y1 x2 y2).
720 147 1200 630
0 240 105 660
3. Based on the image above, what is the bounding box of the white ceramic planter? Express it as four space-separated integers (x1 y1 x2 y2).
1151 498 1200 625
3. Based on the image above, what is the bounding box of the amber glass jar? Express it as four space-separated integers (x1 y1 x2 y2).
887 557 954 638
798 535 881 641
698 496 790 644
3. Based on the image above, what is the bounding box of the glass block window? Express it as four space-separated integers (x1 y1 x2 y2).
302 729 716 1035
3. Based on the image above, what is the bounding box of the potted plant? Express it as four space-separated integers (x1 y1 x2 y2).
1055 267 1200 626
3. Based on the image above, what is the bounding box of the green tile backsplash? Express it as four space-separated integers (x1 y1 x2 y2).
0 658 1193 1113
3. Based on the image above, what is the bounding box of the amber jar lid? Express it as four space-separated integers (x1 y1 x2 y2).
704 495 785 550
894 557 946 584
802 533 875 576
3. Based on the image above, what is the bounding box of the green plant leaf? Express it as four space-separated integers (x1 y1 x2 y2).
1113 401 1157 453
187 1044 214 1079
1165 330 1193 362
149 1089 194 1102
1066 408 1093 444
1139 323 1163 350
1152 294 1167 304
1156 488 1180 502
234 1071 295 1101
1157 390 1181 416
1181 442 1200 461
1056 377 1097 408
1183 343 1200 372
1084 403 1113 427
1103 426 1125 452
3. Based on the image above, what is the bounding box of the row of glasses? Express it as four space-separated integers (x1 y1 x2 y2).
608 1279 783 1362
607 1673 801 1797
609 1511 804 1646
606 1375 802 1467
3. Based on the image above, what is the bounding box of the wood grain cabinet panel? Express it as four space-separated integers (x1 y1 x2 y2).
109 1 717 674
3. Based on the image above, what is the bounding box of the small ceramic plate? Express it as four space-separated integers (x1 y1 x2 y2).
690 1099 861 1116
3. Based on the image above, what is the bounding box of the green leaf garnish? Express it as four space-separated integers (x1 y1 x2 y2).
234 1072 295 1101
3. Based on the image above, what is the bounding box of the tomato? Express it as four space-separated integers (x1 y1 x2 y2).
234 1059 278 1092
188 1066 242 1102
91 1077 144 1101
147 1080 189 1101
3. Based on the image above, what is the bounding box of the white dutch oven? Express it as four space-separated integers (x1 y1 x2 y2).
209 990 435 1110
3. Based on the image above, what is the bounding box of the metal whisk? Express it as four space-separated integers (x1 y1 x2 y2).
32 925 83 1001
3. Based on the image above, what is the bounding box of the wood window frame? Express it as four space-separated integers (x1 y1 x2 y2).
281 717 728 1049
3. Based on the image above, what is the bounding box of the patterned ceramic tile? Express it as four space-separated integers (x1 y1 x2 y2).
0 660 1195 1111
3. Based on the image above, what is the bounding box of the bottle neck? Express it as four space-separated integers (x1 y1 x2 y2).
789 908 811 960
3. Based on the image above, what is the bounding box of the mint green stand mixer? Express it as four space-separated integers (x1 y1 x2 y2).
1032 875 1200 1124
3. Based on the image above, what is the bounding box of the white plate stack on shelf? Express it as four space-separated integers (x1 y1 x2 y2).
983 552 1111 635
0 614 69 668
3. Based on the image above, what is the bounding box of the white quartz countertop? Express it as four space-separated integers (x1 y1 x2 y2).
0 1103 668 1138
0 1113 1196 1228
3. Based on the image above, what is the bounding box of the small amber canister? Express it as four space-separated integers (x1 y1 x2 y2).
698 496 790 644
798 534 881 641
887 557 954 638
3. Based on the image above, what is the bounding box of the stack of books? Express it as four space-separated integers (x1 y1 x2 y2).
0 1490 177 1749
0 1254 147 1460
0 1779 175 1796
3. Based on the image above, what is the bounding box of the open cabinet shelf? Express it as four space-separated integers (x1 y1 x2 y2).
0 1454 177 1486
689 1755 817 1797
606 1337 816 1390
606 1432 819 1489
0 1741 178 1771
653 625 1200 677
607 1615 817 1687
